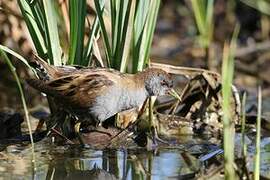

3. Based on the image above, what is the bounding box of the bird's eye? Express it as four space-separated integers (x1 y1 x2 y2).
160 80 167 86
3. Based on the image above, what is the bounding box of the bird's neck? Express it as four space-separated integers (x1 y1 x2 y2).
117 74 148 111
118 87 148 111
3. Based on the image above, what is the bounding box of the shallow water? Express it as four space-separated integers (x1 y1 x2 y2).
0 133 270 179
0 137 213 180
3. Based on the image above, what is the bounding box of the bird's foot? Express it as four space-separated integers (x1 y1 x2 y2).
150 127 170 146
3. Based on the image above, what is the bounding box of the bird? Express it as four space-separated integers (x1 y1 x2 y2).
27 58 174 128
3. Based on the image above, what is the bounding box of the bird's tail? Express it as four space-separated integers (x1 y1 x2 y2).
29 55 59 80
26 78 58 97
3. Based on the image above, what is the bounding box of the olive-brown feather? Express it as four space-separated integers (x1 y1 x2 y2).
27 73 115 108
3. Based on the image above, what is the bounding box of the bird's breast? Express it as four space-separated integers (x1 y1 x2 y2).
89 86 147 122
118 88 147 111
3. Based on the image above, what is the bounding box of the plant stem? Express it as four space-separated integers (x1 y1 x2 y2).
0 50 36 167
254 86 262 180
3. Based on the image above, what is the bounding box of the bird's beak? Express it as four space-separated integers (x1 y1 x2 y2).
167 88 181 101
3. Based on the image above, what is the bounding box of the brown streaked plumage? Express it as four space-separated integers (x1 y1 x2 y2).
27 58 173 125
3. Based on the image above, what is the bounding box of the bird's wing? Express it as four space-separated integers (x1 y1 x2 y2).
27 72 115 107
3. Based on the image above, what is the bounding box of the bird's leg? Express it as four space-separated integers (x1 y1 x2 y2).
148 96 169 145
138 98 149 118
74 122 83 144
74 122 90 148
96 120 102 127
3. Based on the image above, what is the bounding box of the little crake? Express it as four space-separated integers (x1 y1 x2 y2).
27 59 173 125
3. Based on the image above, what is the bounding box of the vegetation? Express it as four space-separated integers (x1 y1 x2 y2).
190 0 213 49
191 0 214 69
221 24 239 179
254 87 262 180
0 0 162 136
3 0 160 73
0 0 267 179
0 49 35 163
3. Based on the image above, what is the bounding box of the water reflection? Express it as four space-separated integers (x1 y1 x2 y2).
0 144 199 180
45 148 198 180
1 136 269 179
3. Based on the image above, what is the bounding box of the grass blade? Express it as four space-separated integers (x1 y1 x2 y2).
94 0 112 67
136 0 160 72
92 36 104 67
110 0 116 54
112 0 126 69
17 0 47 58
222 24 240 180
254 86 262 180
132 0 150 72
222 42 235 180
141 0 161 69
119 0 136 72
205 0 214 45
191 0 206 36
68 0 86 65
29 1 46 38
111 0 121 58
240 0 270 16
241 92 247 158
0 45 32 69
191 0 213 48
83 17 100 66
114 0 133 70
133 1 150 45
42 0 62 65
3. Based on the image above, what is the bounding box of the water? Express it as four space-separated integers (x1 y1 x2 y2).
0 139 201 180
1 132 270 179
